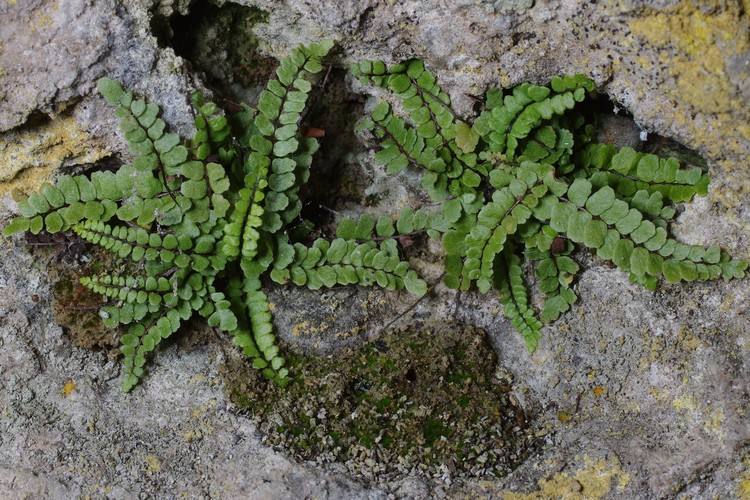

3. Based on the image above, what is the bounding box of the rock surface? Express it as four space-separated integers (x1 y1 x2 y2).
1 0 749 498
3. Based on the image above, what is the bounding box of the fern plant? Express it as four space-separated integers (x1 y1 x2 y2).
3 40 426 392
350 60 747 350
4 43 747 391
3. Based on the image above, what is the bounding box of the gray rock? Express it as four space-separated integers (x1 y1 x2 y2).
1 0 748 497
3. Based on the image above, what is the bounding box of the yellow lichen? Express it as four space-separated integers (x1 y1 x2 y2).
672 395 729 443
557 411 572 423
502 456 630 499
704 408 726 441
703 410 727 440
145 454 161 474
63 379 76 397
672 394 698 412
0 114 110 196
621 0 750 179
678 326 702 351
182 403 216 442
629 4 748 115
738 457 750 499
292 320 309 337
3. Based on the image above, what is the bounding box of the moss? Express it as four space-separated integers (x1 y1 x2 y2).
223 322 537 482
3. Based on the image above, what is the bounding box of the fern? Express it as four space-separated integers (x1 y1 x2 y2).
4 42 746 390
3 40 428 392
352 59 747 351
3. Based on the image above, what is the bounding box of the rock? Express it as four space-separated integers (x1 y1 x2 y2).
0 0 748 498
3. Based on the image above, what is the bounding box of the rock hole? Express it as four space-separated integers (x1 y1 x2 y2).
150 1 273 104
577 91 708 168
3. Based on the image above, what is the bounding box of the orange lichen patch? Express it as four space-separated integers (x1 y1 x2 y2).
63 379 76 397
593 386 606 397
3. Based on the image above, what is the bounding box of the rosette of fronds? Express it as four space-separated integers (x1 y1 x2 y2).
4 40 427 391
351 60 747 351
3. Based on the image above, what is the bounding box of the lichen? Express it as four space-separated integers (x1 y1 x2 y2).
0 113 110 195
739 457 750 499
501 455 630 499
615 1 750 223
629 5 748 115
623 0 750 207
62 379 76 397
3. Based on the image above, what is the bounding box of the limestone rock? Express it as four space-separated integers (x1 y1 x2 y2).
0 0 747 498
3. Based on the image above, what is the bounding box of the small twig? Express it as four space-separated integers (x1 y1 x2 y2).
64 304 106 311
318 204 344 217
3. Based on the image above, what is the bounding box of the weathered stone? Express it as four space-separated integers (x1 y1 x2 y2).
0 0 748 498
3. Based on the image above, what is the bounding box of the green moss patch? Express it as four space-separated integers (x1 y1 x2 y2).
224 322 537 482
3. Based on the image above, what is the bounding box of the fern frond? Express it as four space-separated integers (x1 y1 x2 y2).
354 60 493 199
526 245 579 322
80 273 175 308
543 179 747 283
270 237 427 296
119 301 190 392
72 220 195 267
98 78 192 188
3 172 128 236
493 245 543 351
191 92 233 159
474 75 594 157
359 102 429 173
221 172 267 262
579 144 709 202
